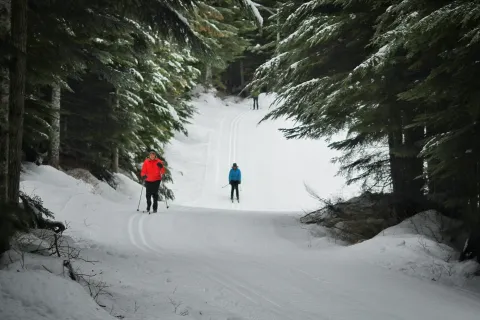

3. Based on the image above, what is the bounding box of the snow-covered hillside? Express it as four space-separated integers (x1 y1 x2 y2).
164 88 359 211
2 91 480 320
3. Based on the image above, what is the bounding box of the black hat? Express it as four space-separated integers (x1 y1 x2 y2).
232 163 237 167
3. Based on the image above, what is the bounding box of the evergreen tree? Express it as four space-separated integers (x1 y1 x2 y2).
9 0 28 203
189 0 255 89
222 0 279 94
251 0 426 217
6 0 262 194
0 0 10 202
252 0 480 226
252 0 384 178
373 1 480 222
0 0 209 229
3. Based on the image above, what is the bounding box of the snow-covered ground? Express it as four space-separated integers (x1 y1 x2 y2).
2 90 480 320
165 88 358 211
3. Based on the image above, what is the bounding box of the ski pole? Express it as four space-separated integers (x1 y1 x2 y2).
162 180 169 209
136 184 144 211
222 184 229 188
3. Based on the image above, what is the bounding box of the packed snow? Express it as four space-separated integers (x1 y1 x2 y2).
165 88 358 211
0 267 116 320
1 90 480 320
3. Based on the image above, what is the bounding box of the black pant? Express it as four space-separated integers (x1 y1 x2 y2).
145 180 161 210
230 181 240 200
253 97 259 110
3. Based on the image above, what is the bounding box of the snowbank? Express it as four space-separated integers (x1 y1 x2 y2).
346 211 480 287
1 232 115 320
114 171 144 200
0 265 115 320
66 168 123 203
19 163 144 249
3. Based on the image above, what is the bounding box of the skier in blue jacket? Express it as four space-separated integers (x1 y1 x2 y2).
229 163 242 202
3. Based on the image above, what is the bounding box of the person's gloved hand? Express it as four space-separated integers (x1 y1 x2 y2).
142 175 147 180
229 181 232 185
157 162 163 169
238 181 241 184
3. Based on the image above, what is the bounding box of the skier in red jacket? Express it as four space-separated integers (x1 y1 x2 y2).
140 150 165 213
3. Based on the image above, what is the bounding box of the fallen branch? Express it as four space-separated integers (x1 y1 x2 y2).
63 260 77 281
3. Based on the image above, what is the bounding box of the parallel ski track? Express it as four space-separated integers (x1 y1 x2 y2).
126 212 310 320
228 110 248 209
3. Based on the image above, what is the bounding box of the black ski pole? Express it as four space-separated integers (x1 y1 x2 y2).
136 184 144 211
162 180 169 209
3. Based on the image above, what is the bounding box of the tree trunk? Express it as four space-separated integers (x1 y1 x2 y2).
112 147 119 173
387 103 404 197
0 67 8 202
425 122 452 204
0 0 11 203
8 0 27 204
111 90 119 173
204 64 212 89
402 106 424 199
63 114 67 139
239 60 245 89
49 84 61 168
388 131 403 196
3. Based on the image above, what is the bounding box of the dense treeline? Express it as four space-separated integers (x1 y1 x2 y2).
0 0 263 253
219 0 279 95
252 0 480 251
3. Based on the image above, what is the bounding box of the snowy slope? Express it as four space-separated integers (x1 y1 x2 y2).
1 163 478 320
0 268 116 320
164 88 359 211
2 90 480 320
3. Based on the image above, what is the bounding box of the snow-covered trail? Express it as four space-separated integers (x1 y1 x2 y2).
10 90 480 320
165 91 358 211
110 207 480 320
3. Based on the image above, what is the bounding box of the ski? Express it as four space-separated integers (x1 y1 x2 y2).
141 210 155 214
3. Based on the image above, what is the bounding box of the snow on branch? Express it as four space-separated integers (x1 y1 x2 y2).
239 0 263 27
283 78 323 96
255 52 288 74
353 44 392 72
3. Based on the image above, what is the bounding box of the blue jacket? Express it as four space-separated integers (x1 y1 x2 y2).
229 168 241 182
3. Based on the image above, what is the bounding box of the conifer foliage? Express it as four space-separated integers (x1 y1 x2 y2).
252 0 480 229
190 0 256 88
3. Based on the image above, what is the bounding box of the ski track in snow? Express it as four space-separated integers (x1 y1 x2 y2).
188 107 248 208
127 210 309 320
165 93 360 211
122 206 480 320
122 93 480 320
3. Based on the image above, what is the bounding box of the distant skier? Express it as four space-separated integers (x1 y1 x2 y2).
251 89 260 110
140 150 165 213
229 163 242 202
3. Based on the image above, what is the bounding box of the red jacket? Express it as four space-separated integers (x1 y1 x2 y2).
141 158 165 182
